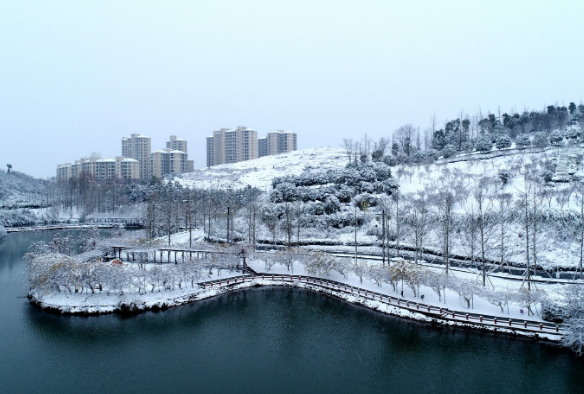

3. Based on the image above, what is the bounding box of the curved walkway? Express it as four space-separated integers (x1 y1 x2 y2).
199 272 562 338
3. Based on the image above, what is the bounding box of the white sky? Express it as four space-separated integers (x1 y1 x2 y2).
1 0 583 178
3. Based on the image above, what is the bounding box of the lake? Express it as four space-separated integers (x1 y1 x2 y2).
1 231 583 394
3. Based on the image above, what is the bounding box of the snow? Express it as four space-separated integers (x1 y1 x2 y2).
29 254 562 342
176 147 348 190
173 139 584 271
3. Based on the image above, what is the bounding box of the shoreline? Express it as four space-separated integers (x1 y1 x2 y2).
29 275 562 344
7 223 125 233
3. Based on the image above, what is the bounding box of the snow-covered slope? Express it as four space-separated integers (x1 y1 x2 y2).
0 170 48 207
176 147 347 190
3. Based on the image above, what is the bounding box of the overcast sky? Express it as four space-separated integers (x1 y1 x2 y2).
1 0 583 178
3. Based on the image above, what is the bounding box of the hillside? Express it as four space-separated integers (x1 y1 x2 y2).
171 138 584 272
176 147 348 190
0 170 52 228
0 169 49 207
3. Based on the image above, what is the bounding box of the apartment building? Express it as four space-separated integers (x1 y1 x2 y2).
258 137 268 158
206 127 297 166
56 133 196 182
165 135 194 172
56 153 140 182
166 135 187 153
150 149 189 178
206 135 215 167
206 126 258 166
262 130 297 157
122 134 151 180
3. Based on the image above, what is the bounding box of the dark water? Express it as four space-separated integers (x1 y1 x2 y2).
1 231 584 394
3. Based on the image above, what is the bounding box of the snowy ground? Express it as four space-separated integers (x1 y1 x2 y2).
176 147 348 190
30 252 562 342
174 142 584 271
247 257 552 322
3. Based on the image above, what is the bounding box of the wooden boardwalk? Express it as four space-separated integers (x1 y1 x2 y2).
108 246 237 264
198 273 562 338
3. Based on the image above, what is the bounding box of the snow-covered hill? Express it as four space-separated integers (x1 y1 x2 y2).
176 147 348 190
0 170 49 207
172 139 584 271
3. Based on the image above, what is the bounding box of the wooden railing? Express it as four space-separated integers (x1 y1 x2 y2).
197 273 562 336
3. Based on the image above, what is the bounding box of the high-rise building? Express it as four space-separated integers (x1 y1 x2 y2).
150 149 189 178
206 136 215 167
166 135 188 153
122 134 151 180
258 137 268 158
56 134 195 182
166 135 194 172
206 126 258 166
56 154 140 182
264 130 297 157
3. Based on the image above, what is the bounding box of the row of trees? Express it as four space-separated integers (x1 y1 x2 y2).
383 154 584 284
343 103 584 166
126 180 263 247
27 245 548 319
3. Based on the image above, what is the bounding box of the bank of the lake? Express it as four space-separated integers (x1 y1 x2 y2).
2 231 584 394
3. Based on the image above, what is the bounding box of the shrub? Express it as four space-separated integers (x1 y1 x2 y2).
474 136 493 152
533 132 549 148
515 134 531 149
495 134 512 150
548 130 564 146
442 144 456 158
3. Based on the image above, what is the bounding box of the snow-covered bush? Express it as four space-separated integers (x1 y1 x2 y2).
474 136 493 152
304 201 325 216
335 185 354 203
356 165 377 183
383 155 397 167
0 225 6 239
560 285 584 355
370 162 391 181
548 130 564 146
441 144 456 158
495 134 512 150
424 149 440 162
461 141 474 152
396 153 411 165
515 134 531 149
381 179 398 195
266 159 397 232
533 132 549 148
566 128 581 140
382 155 397 166
323 195 341 214
353 193 379 209
542 170 554 183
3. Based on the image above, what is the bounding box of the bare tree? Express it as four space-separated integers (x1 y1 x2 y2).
407 191 429 264
394 124 416 157
415 127 421 152
343 139 354 163
515 167 544 291
372 138 389 162
432 186 455 276
472 178 496 286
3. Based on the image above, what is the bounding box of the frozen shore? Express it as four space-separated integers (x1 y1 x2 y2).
29 273 562 343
